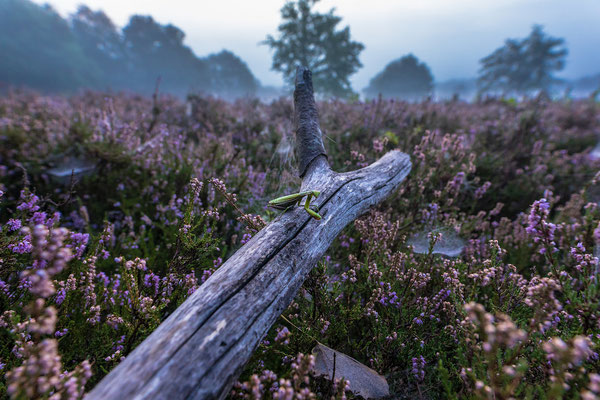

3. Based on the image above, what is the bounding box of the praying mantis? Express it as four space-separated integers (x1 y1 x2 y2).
268 190 322 220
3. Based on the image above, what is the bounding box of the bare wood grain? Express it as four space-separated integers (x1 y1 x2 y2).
87 66 411 400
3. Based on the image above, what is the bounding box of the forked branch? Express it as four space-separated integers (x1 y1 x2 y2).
87 66 411 400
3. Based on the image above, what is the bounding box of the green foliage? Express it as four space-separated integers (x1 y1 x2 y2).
263 0 364 98
364 54 434 100
478 25 567 95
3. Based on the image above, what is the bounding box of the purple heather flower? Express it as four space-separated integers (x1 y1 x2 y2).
54 328 69 337
55 288 67 305
474 181 491 199
241 233 253 245
9 235 33 254
30 211 47 225
448 172 465 193
68 232 90 258
412 356 426 382
526 198 558 253
16 190 40 212
6 218 22 231
274 326 291 345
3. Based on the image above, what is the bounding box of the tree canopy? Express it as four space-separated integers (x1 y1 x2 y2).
263 0 364 98
206 50 260 99
364 54 434 100
478 25 567 95
122 15 210 94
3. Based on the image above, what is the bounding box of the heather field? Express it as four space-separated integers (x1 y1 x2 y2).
1 90 600 399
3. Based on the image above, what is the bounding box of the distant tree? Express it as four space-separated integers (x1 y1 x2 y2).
263 0 364 98
205 50 259 98
123 15 210 94
0 0 100 91
478 25 567 95
364 54 434 100
70 6 128 89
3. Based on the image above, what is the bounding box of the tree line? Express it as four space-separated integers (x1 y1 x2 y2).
0 0 259 97
0 0 575 100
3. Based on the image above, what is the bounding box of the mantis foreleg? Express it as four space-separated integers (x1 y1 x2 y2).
303 192 322 220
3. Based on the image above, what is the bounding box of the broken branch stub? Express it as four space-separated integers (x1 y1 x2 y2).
294 67 328 178
86 67 411 400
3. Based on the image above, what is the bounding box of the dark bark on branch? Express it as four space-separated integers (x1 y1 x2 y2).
87 66 411 400
295 67 328 177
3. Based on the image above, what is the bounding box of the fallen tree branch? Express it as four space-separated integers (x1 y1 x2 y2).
87 67 411 400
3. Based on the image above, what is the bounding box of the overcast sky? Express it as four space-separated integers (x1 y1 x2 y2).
34 0 600 90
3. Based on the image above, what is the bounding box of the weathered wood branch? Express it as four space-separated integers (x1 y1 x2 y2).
87 67 411 400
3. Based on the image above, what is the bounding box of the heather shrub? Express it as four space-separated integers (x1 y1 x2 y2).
1 90 599 398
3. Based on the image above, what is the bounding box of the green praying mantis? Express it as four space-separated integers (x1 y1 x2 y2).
268 190 322 220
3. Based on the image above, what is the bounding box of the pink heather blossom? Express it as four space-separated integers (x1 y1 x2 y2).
274 326 291 345
474 181 491 199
